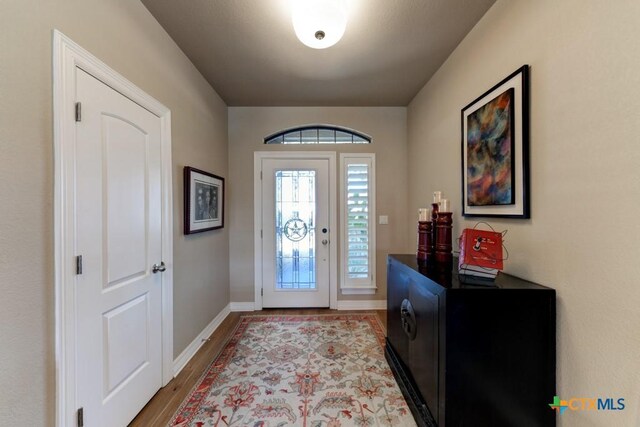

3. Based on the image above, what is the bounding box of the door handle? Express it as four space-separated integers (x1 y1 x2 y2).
322 239 328 245
152 262 166 273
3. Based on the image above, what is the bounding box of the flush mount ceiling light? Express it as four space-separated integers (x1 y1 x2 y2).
292 0 348 49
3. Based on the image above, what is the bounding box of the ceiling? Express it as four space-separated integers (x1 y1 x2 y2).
141 0 496 106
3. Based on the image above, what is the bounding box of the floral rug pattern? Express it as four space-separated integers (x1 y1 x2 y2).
169 314 416 426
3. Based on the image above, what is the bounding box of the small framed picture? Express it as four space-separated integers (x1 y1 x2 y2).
461 65 530 218
184 166 224 234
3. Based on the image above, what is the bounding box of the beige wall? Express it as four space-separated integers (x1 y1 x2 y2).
408 0 640 425
0 1 229 425
228 107 410 303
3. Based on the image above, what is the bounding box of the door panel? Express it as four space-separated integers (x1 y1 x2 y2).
262 158 330 307
102 294 149 396
105 116 148 286
75 68 162 427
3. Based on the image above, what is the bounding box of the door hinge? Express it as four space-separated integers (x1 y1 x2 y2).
76 255 83 275
75 102 82 122
77 407 84 427
260 229 263 238
260 170 263 180
261 288 263 296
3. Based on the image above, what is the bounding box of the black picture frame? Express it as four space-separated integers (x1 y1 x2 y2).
184 166 225 234
461 65 530 218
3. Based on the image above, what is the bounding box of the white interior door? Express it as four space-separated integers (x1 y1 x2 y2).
75 68 163 427
261 158 330 307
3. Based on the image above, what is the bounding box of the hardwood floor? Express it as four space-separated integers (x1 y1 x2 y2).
129 309 387 426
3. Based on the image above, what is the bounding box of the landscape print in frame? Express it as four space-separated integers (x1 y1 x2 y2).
184 166 225 234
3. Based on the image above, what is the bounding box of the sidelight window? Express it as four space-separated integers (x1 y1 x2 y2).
340 153 376 294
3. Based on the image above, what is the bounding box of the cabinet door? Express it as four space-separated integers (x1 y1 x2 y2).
408 277 439 422
386 260 409 365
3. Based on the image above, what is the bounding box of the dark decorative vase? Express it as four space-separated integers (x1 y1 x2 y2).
435 211 453 266
417 221 433 261
430 203 439 256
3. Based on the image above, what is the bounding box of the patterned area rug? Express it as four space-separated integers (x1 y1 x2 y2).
169 314 416 426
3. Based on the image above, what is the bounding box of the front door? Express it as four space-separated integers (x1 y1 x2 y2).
75 68 164 426
261 158 330 307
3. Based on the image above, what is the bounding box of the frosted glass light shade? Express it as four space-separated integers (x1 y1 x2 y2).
292 0 347 49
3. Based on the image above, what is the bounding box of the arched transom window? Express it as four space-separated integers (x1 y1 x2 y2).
264 125 371 144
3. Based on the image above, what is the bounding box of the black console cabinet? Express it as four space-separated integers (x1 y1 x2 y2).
386 255 556 427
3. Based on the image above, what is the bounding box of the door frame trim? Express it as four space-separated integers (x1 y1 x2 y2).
254 151 338 310
53 30 174 427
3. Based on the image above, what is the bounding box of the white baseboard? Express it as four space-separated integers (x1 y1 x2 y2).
229 300 386 311
173 303 231 376
341 287 377 295
230 301 256 312
337 300 387 310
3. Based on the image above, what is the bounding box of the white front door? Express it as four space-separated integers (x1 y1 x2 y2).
75 68 163 426
261 158 331 307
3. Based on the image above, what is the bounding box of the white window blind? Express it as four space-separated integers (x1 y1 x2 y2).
346 163 369 278
340 154 376 293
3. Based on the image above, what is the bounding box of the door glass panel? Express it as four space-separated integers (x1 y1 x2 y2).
275 170 316 290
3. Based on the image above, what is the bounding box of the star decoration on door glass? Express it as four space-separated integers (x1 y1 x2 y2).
283 218 308 242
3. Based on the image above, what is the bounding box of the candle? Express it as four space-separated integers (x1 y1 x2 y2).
440 198 450 212
418 208 429 221
433 191 442 204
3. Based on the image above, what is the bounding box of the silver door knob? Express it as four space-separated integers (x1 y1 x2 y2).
322 239 328 245
152 262 166 273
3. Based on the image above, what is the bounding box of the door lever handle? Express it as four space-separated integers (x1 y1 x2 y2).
152 262 166 273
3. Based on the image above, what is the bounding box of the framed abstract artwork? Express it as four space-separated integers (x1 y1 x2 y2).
461 65 530 218
184 166 225 234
